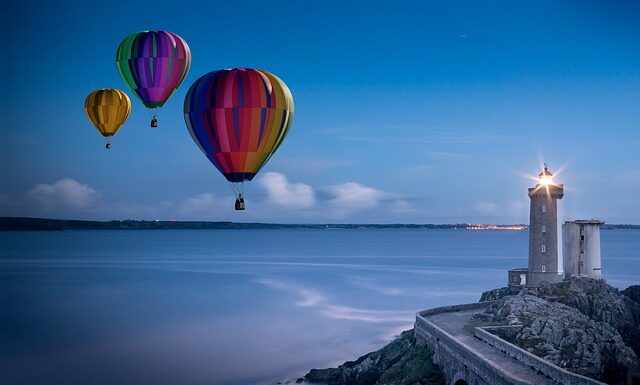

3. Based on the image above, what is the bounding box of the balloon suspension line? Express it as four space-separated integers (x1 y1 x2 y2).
150 108 158 128
228 176 247 211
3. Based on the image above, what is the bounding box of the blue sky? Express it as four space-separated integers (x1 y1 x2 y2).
1 0 639 223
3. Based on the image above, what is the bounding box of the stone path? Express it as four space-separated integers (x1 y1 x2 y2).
426 306 560 385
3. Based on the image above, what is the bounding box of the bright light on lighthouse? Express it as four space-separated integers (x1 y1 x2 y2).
539 164 555 186
540 173 554 185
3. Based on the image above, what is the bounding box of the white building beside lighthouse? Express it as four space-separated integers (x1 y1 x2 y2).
564 220 604 279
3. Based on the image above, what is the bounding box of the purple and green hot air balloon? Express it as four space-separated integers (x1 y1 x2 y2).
116 30 191 127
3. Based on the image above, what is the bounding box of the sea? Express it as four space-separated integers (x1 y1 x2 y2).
1 229 638 385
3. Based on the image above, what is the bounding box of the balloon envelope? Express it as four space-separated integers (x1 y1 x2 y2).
84 89 131 137
116 30 191 108
183 68 294 183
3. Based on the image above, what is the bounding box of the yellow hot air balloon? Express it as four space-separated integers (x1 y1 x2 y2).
84 89 131 149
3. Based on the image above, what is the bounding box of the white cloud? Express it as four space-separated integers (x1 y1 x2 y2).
178 193 217 215
324 182 391 215
28 178 99 210
258 172 315 209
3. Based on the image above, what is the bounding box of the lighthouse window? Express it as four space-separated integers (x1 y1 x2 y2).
541 204 547 213
541 264 546 272
541 245 546 253
542 225 546 233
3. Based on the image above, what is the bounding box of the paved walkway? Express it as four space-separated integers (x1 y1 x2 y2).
426 306 559 385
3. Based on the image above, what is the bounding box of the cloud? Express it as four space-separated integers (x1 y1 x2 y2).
324 182 392 215
258 172 315 209
11 173 412 222
178 193 217 215
28 178 99 210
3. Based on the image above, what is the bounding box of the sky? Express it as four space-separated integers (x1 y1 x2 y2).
1 0 639 223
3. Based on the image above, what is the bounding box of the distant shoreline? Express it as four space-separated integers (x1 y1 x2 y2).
1 217 639 231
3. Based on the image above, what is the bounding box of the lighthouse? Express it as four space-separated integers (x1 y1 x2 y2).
526 165 564 287
507 165 605 289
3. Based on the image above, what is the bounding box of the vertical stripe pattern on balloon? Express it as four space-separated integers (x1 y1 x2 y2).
116 31 191 108
183 68 294 182
84 89 131 137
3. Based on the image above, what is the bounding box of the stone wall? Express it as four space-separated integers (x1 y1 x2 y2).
415 302 609 385
475 326 606 385
415 302 529 385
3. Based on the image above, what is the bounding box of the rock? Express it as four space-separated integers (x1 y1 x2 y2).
622 285 640 305
479 286 521 302
304 330 445 385
484 290 640 385
536 278 640 358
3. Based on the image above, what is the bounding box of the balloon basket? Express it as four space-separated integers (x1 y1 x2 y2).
235 197 245 211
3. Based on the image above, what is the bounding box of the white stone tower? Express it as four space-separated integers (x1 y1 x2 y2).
564 220 603 278
527 165 564 287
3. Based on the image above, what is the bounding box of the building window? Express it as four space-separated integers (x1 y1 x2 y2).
541 245 546 253
541 264 546 272
542 204 547 213
542 225 546 233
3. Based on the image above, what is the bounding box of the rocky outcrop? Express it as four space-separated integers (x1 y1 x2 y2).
482 279 640 385
479 286 521 302
622 285 640 305
303 330 445 385
537 278 640 358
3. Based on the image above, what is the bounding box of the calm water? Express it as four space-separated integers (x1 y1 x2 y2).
1 229 638 385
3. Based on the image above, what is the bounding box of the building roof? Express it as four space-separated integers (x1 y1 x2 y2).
565 220 605 225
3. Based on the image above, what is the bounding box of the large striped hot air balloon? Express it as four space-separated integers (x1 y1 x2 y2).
116 30 191 127
183 68 294 210
84 89 131 150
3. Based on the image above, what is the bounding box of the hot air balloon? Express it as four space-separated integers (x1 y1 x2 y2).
183 68 295 210
84 89 131 150
116 30 191 127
